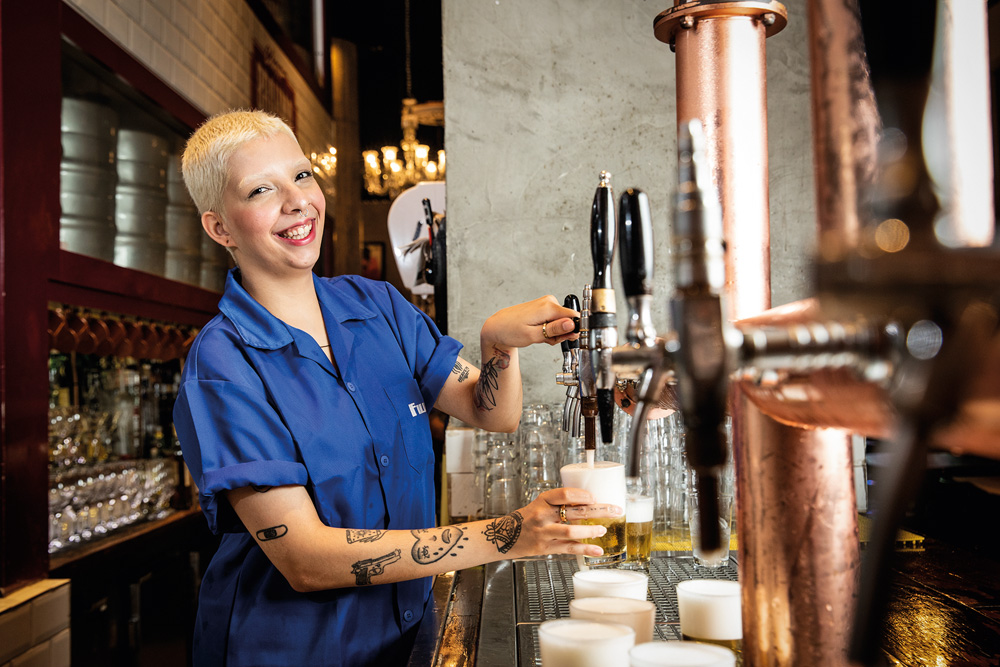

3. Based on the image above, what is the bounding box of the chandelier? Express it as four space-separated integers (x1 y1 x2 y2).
361 0 445 200
363 98 445 199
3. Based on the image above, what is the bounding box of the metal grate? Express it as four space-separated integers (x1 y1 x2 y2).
514 554 739 666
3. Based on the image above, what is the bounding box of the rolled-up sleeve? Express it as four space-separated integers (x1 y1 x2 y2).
383 282 462 407
174 376 308 534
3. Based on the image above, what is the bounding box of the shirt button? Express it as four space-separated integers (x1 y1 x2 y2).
402 609 414 622
346 382 357 392
380 454 390 467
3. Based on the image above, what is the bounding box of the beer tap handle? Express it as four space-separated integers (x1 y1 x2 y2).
589 172 619 446
618 187 662 477
619 189 655 303
670 120 729 556
560 294 582 434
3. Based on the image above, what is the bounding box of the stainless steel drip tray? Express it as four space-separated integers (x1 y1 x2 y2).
511 553 739 667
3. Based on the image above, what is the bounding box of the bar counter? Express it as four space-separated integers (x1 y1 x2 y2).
408 540 1000 666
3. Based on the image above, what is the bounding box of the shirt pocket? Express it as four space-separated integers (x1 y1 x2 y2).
384 379 433 473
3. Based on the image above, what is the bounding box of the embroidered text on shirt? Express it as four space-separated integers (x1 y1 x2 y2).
408 401 427 417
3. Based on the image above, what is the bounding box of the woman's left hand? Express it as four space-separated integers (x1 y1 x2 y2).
481 295 580 348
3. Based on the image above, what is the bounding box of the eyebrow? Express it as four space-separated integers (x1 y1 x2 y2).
235 159 313 191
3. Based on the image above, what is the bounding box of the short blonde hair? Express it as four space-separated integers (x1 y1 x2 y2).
182 109 298 215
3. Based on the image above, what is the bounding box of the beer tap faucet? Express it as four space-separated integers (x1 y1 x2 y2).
587 171 619 449
669 120 730 558
613 188 673 478
556 294 583 438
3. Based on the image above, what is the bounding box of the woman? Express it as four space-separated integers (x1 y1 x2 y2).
173 110 620 666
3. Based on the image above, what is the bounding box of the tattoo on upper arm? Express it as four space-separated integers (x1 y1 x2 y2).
482 511 523 554
474 346 510 411
452 360 470 383
346 529 386 544
351 549 402 585
411 526 469 563
256 525 288 541
251 485 272 493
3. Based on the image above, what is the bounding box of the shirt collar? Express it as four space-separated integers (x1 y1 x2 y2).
217 269 377 350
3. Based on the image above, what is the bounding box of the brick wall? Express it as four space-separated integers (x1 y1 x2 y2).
65 0 335 158
0 581 70 667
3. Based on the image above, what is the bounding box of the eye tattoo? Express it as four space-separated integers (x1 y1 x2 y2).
251 485 272 493
346 529 386 544
452 361 470 383
256 524 288 541
410 526 466 564
482 511 523 554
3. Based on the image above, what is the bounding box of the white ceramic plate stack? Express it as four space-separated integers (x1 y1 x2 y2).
114 129 169 275
59 98 118 261
165 154 202 285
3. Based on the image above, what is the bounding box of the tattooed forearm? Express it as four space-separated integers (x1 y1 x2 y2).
346 529 386 544
474 346 511 411
452 360 470 382
482 511 523 554
351 549 402 585
256 525 288 541
411 526 469 563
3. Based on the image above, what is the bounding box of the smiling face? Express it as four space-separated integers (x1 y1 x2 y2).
202 131 325 282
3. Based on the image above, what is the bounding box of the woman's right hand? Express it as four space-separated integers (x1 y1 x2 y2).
494 487 624 559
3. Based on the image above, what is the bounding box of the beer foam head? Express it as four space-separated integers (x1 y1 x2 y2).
676 580 742 641
539 619 634 642
626 494 655 523
573 569 648 600
560 461 626 506
629 640 736 667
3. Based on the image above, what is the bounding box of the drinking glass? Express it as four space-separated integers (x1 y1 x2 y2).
560 461 627 567
538 619 635 667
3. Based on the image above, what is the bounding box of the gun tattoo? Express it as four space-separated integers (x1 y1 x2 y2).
474 346 510 411
346 529 386 544
351 549 402 586
256 524 288 541
411 526 468 563
482 511 523 554
451 360 470 383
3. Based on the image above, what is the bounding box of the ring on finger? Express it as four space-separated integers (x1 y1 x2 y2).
542 321 551 339
558 504 568 523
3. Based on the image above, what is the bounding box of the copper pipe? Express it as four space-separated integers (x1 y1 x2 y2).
734 397 860 667
665 7 777 320
806 0 880 256
657 3 861 665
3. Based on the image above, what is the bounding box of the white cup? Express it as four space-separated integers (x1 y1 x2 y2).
572 568 648 601
569 596 656 644
630 641 736 666
676 579 742 653
538 619 635 667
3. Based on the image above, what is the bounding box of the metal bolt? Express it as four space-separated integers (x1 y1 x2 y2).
680 15 695 29
761 12 776 27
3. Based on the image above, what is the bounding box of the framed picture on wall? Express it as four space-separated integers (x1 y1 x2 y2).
362 242 385 281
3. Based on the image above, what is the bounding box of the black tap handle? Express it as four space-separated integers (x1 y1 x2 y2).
563 294 581 351
590 172 616 290
618 188 654 299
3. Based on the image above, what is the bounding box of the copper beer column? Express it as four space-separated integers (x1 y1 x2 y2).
657 2 859 665
659 4 779 319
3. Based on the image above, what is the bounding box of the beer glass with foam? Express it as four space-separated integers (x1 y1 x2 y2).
624 493 654 569
538 619 635 667
676 580 742 657
560 461 627 567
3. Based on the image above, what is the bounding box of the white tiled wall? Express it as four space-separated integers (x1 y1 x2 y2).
0 581 70 667
65 0 335 156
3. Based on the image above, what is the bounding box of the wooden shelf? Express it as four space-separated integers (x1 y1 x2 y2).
49 506 205 573
49 250 222 327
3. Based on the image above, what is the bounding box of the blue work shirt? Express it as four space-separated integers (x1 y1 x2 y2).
173 269 462 666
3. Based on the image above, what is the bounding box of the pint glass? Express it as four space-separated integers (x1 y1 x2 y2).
560 461 627 567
